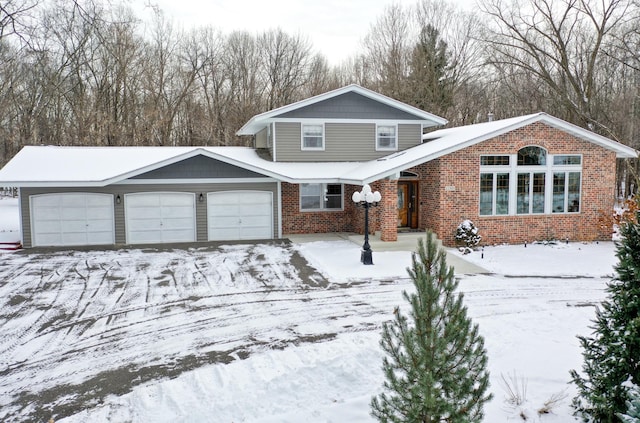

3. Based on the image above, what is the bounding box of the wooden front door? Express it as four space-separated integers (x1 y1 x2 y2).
397 181 418 228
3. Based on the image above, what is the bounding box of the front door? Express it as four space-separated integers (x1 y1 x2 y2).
397 181 418 228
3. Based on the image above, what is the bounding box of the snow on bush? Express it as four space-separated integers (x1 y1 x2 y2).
455 220 481 254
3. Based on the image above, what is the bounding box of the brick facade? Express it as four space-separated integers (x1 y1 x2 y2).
280 122 619 247
422 122 617 246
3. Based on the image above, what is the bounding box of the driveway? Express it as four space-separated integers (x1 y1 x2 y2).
0 241 340 422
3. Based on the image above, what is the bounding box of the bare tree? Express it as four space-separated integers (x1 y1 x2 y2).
259 28 314 109
481 0 633 135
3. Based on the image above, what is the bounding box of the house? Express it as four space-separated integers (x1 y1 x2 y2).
0 84 635 249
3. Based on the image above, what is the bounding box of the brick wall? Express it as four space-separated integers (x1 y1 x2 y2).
425 122 617 246
282 182 359 234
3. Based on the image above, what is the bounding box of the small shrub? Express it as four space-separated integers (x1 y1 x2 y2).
598 196 639 236
500 371 528 406
538 390 568 415
455 220 481 252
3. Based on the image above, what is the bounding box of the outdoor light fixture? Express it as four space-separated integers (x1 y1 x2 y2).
199 193 204 202
352 184 381 265
116 194 121 204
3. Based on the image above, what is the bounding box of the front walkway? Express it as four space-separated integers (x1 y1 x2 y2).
286 231 489 275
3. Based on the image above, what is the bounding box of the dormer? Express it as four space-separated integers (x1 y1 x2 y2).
237 84 447 162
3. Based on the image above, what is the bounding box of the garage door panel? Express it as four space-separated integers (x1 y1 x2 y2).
86 231 115 244
32 206 59 220
61 196 86 207
127 218 161 231
88 207 113 219
31 193 114 247
125 193 196 244
128 207 162 219
207 191 273 241
162 206 195 218
60 220 90 232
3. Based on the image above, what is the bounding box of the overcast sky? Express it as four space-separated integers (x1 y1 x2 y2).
136 0 474 65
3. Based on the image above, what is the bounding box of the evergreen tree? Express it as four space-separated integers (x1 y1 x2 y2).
621 384 640 423
370 231 492 422
407 24 454 117
570 217 640 422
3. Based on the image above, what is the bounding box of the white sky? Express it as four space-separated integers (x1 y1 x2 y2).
136 0 474 65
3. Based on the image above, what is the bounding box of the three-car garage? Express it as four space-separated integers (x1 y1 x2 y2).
26 188 276 248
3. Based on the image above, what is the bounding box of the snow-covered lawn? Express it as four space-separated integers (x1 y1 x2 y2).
0 196 618 422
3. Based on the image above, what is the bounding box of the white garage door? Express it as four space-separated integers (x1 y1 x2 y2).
31 193 115 247
125 193 196 244
208 191 273 241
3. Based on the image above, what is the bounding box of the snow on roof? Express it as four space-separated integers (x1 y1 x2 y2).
236 84 448 135
1 112 635 187
422 112 638 159
0 146 366 187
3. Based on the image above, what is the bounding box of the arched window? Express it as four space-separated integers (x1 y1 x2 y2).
517 146 547 166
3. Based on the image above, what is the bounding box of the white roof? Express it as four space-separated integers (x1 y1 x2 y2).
236 84 448 135
1 113 635 187
422 112 638 159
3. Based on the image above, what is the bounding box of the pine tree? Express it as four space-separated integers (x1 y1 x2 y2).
570 217 640 422
620 384 640 423
370 231 492 422
407 24 454 117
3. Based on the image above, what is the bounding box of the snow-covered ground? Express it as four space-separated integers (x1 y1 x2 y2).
0 197 618 422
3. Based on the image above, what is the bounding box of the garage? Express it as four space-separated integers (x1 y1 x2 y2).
125 192 196 244
208 191 273 241
31 193 115 247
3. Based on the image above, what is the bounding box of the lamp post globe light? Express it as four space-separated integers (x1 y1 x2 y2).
352 184 381 265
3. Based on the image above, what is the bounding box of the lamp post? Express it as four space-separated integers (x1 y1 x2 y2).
352 184 381 265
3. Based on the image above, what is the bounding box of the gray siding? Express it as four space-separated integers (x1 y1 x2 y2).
130 155 268 179
20 182 278 248
255 127 268 148
274 91 425 120
275 122 422 162
398 124 422 150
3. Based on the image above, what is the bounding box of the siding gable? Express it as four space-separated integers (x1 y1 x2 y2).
129 155 268 179
273 91 425 120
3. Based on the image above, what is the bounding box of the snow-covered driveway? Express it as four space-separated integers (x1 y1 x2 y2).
0 240 617 422
0 242 337 421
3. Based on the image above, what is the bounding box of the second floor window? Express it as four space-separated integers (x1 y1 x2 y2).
377 125 397 150
302 124 324 150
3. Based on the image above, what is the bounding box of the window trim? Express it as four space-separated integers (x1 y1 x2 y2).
299 183 344 212
376 124 398 151
479 149 582 216
301 122 325 151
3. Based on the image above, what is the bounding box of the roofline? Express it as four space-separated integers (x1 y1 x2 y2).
236 84 448 135
423 112 637 159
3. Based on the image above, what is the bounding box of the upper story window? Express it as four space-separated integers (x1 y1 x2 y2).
300 183 343 211
301 123 324 150
479 147 582 216
517 146 546 165
376 125 397 151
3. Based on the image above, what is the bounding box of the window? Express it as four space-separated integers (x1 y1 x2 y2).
517 146 546 165
553 172 581 213
302 123 324 150
553 155 581 165
480 155 510 166
300 183 343 211
517 172 545 214
479 146 582 216
377 125 397 150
